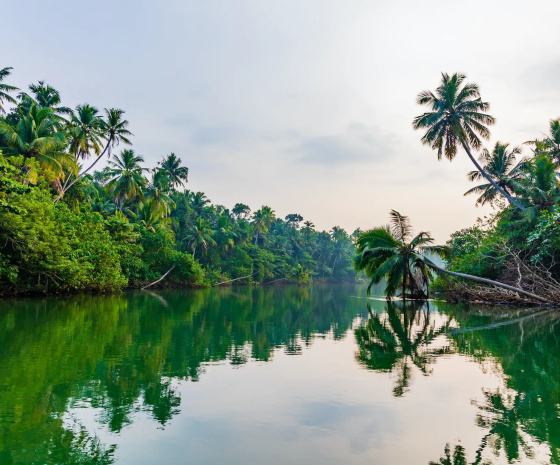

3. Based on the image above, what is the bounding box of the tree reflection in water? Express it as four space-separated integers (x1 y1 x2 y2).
354 300 452 396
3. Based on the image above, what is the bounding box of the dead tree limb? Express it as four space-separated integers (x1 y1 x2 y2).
141 266 175 290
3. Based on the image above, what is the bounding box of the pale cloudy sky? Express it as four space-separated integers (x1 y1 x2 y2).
3 0 560 241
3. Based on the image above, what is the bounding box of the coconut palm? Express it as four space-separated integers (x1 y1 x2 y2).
67 104 104 160
158 153 189 190
355 210 441 298
0 104 74 178
355 210 549 302
252 209 269 245
513 153 560 221
145 168 175 216
59 108 132 197
17 81 72 120
105 149 147 210
527 118 560 164
0 67 18 114
183 218 216 258
129 199 167 232
464 142 524 207
413 73 525 210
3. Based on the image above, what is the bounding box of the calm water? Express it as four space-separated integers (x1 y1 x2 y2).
0 285 559 464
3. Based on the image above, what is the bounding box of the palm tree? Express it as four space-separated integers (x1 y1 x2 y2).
527 119 560 164
158 153 188 190
413 73 525 210
146 168 175 216
106 149 147 210
464 142 524 207
355 210 440 298
19 81 72 117
513 153 560 221
67 104 104 160
354 210 548 302
0 104 74 178
183 218 216 258
189 191 211 216
59 108 132 197
0 67 18 114
252 209 269 245
330 226 348 277
129 199 167 232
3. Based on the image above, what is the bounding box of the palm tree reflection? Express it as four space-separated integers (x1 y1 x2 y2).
355 301 452 397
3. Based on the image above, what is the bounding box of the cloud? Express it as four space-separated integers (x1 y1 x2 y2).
295 123 400 165
166 115 245 146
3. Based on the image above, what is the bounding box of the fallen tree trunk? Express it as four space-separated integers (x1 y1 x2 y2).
142 266 175 290
428 263 550 304
213 271 258 286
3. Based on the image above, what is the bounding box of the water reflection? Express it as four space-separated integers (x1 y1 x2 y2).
354 301 452 397
1 289 560 464
0 286 366 464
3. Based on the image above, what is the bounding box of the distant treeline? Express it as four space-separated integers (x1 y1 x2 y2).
0 67 360 295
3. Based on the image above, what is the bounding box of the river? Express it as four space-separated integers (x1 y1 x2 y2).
0 285 558 464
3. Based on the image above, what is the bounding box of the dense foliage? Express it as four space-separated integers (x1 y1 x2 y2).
0 67 358 295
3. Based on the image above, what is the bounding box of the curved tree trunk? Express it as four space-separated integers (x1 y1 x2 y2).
428 263 550 303
461 141 526 211
54 139 112 202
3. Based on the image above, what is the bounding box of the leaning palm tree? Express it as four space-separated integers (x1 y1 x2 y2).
59 108 132 198
158 152 189 190
0 67 18 114
413 73 525 211
355 210 549 302
105 149 147 210
464 142 524 207
0 104 74 179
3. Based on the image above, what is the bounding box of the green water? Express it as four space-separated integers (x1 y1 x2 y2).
0 285 558 464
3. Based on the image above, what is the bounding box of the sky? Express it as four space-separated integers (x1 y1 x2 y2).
3 0 560 241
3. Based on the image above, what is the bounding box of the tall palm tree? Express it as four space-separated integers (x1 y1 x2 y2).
330 226 348 277
527 119 560 164
0 104 74 178
513 153 560 221
464 142 524 206
18 81 72 118
413 73 525 210
106 149 147 210
59 108 132 197
189 191 211 216
146 168 175 216
67 104 104 160
355 210 548 302
158 153 189 190
0 67 18 114
252 209 269 245
183 218 216 258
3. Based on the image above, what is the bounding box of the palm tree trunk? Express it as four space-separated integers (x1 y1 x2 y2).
428 263 549 303
54 139 112 202
461 141 526 211
254 231 259 246
192 244 197 259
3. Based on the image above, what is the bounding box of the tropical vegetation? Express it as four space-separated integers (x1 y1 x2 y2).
0 66 358 296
